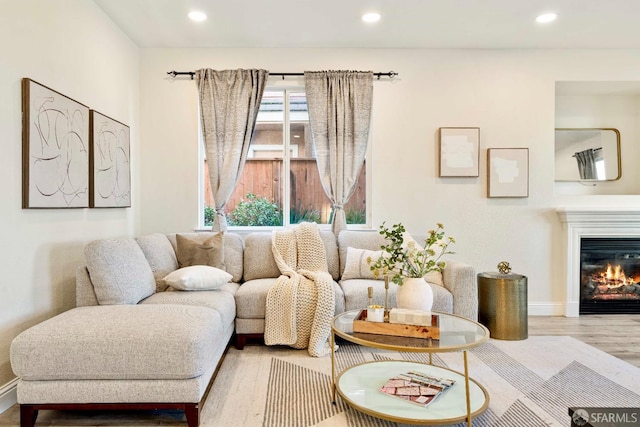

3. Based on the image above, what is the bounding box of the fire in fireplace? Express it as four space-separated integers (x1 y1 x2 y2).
580 238 640 314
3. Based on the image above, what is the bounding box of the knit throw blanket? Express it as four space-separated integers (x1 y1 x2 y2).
264 222 335 357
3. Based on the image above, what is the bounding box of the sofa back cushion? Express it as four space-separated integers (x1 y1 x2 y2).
337 230 388 277
242 233 279 281
338 230 445 286
135 233 179 292
243 230 339 281
341 247 386 280
176 233 225 269
166 232 243 283
85 238 156 305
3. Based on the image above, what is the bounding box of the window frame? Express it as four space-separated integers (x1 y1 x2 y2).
197 83 372 231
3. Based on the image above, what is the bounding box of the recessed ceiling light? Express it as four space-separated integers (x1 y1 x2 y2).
188 11 207 22
536 12 557 24
362 12 381 24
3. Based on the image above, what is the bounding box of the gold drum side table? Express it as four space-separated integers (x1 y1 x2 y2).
477 272 528 340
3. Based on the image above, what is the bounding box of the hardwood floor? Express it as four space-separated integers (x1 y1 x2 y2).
0 314 638 426
528 314 640 368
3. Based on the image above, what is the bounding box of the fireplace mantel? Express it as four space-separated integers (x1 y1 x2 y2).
557 207 640 317
557 207 640 224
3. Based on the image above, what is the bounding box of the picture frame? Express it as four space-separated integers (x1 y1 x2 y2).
487 148 529 198
90 110 131 208
438 127 480 177
22 78 90 208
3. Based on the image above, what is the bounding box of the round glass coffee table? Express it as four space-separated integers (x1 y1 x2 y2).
331 310 490 426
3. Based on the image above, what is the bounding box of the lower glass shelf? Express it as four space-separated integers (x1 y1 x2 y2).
336 360 489 424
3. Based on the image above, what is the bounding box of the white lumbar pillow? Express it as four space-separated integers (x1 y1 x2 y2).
342 247 387 280
163 265 232 290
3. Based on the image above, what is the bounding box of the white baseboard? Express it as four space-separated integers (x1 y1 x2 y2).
0 378 18 414
528 302 565 316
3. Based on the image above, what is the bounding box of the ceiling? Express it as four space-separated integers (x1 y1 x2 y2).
93 0 640 49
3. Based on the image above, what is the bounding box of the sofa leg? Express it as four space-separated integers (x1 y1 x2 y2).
20 405 38 427
235 334 246 350
184 403 199 427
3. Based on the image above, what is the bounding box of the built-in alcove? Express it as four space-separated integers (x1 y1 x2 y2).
554 81 640 196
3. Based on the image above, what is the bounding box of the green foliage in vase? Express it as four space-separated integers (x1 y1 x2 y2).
368 222 455 286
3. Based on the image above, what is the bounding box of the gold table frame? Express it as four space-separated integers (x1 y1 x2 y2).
331 310 490 426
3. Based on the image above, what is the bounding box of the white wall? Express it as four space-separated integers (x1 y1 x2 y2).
0 0 139 401
140 48 640 318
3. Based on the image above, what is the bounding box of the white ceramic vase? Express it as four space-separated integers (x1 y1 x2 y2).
396 277 434 311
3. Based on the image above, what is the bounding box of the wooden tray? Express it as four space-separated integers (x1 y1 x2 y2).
352 310 440 339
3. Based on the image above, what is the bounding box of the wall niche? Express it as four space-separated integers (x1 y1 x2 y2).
555 81 640 196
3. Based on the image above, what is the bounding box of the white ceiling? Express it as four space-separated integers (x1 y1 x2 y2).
93 0 640 49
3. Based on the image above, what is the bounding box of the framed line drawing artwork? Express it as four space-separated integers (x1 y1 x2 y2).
439 127 480 177
90 110 131 208
487 148 529 198
22 78 90 208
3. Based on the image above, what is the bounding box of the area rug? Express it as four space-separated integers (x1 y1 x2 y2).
1 336 638 426
202 336 640 427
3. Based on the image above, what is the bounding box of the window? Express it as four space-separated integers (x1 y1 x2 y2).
201 88 367 228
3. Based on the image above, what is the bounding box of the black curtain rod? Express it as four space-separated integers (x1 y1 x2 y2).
167 70 398 80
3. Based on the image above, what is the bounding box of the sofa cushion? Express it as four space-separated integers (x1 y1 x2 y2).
424 270 445 287
85 238 156 305
163 266 232 291
176 233 225 269
338 230 388 277
339 278 452 313
141 283 239 327
236 278 344 319
243 230 339 281
10 305 222 381
242 235 280 281
167 232 244 283
221 232 244 283
338 231 445 286
319 230 340 280
135 233 179 292
342 247 385 280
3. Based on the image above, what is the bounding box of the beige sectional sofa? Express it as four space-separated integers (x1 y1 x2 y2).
10 229 477 427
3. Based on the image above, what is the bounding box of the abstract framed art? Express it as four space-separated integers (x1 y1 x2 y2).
438 127 480 177
89 110 131 208
22 78 90 208
487 148 529 198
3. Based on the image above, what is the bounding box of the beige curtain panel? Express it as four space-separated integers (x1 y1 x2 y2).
304 71 373 236
196 68 269 231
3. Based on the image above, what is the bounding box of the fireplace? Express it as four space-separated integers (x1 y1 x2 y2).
557 207 640 317
580 238 640 314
